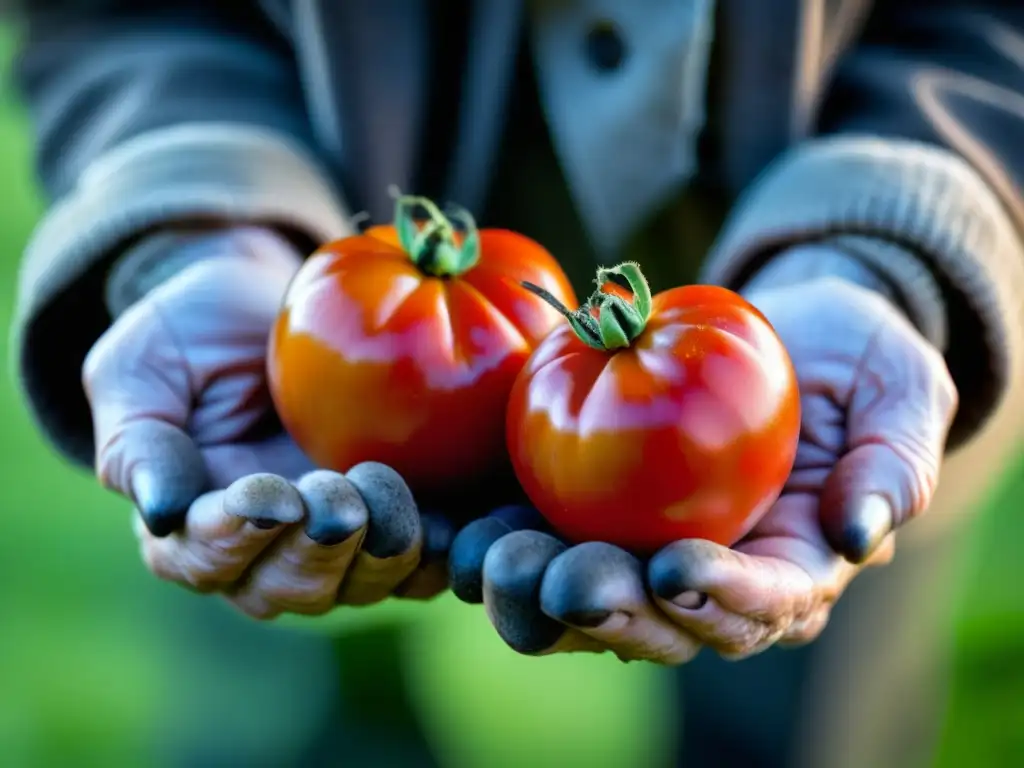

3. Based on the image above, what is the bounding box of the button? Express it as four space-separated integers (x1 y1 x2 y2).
585 21 627 73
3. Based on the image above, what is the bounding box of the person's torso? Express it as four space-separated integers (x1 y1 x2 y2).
259 0 878 293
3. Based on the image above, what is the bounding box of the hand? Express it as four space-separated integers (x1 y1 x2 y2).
450 247 957 662
84 226 452 618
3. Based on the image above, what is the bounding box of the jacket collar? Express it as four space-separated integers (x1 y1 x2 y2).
293 0 814 246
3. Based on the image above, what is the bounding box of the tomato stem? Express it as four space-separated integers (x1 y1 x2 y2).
392 193 481 277
596 262 652 323
520 282 606 349
523 261 654 351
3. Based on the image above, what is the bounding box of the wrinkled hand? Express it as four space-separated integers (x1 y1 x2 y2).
450 247 957 662
85 227 452 618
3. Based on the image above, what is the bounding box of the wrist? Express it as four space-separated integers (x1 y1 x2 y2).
739 237 948 353
104 224 301 318
740 241 895 298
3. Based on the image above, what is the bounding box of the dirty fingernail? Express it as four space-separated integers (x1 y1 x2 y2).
133 469 188 537
224 473 304 527
841 494 892 564
648 556 700 602
448 517 515 604
298 471 368 546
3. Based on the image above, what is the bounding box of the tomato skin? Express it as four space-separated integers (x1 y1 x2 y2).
268 223 577 499
506 284 800 555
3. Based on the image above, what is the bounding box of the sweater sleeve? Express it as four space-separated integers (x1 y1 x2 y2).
700 0 1024 449
7 1 351 466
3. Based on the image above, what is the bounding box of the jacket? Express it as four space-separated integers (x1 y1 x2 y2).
9 0 1024 528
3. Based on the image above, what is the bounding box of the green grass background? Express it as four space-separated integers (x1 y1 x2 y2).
0 29 1021 768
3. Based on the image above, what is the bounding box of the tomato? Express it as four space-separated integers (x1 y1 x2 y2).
268 195 577 499
506 262 800 554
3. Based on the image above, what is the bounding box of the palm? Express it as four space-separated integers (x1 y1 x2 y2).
149 251 314 488
698 276 948 646
733 281 869 567
730 279 900 574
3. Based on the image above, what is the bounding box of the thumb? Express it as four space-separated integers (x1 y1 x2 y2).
83 300 207 537
820 323 958 563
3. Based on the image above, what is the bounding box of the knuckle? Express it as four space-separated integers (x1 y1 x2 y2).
139 546 177 584
816 580 842 608
878 427 942 517
180 555 234 593
914 341 958 420
81 331 119 394
651 637 703 666
714 617 783 658
82 311 160 394
936 368 959 422
782 611 831 646
720 633 776 660
256 572 337 612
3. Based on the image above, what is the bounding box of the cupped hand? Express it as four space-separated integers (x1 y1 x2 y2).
84 226 452 618
450 253 957 662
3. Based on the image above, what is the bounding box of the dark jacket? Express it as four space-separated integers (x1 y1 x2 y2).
8 1 1024 529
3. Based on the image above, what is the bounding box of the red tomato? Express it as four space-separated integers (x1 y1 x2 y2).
268 195 577 498
506 262 800 554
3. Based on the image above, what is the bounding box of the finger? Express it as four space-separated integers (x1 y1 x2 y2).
84 304 206 537
771 535 892 648
540 542 701 665
227 471 368 619
482 531 600 656
648 539 824 656
777 611 832 648
394 512 456 600
137 475 302 592
866 532 897 567
449 505 548 603
336 463 423 605
652 594 786 659
129 425 208 537
821 325 957 563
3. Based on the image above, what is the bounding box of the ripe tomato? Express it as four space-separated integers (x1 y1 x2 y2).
506 262 800 554
268 195 577 499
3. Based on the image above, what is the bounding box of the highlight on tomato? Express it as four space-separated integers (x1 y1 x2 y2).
268 194 577 500
506 262 801 555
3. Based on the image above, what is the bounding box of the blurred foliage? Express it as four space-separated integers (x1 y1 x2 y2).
0 27 1021 768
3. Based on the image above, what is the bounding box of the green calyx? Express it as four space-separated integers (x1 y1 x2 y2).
392 192 480 277
522 261 653 350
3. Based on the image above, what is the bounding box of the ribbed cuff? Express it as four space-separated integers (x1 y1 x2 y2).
17 123 350 329
821 235 948 352
103 226 301 319
700 135 1024 447
12 123 352 467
